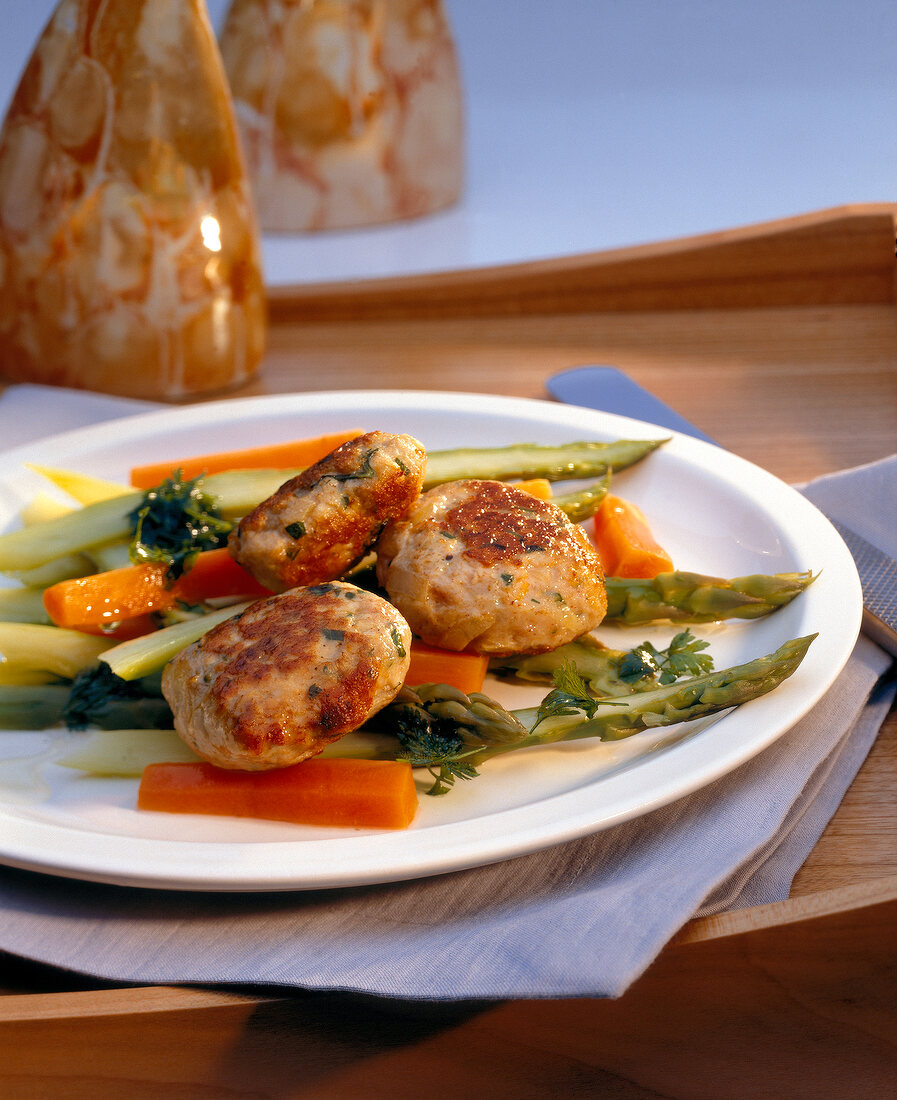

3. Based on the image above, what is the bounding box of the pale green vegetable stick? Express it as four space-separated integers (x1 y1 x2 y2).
100 602 253 681
0 623 113 682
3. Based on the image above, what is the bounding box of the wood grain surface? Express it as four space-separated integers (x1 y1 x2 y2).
267 203 897 322
2 895 896 1098
1 206 896 1096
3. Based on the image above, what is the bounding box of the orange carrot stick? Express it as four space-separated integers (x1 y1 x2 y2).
592 494 674 579
69 614 159 641
512 478 553 501
129 429 365 488
168 548 271 605
138 758 418 829
406 641 489 694
43 563 175 630
43 550 271 631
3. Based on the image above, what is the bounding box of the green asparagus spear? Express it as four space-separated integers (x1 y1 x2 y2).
492 629 713 696
423 438 666 489
549 475 610 521
390 634 815 792
604 570 816 625
513 633 815 742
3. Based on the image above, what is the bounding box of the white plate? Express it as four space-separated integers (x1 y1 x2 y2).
0 391 861 891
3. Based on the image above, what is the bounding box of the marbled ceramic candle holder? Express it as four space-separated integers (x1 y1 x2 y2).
219 0 464 231
0 0 267 399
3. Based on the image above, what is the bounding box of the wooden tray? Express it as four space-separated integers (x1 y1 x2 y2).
2 203 896 1095
268 202 897 321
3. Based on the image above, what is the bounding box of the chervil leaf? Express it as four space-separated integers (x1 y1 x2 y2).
552 658 595 700
531 659 601 731
661 630 714 681
619 642 664 683
620 628 714 686
391 700 480 795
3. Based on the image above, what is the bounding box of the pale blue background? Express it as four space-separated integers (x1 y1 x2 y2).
3 1 894 284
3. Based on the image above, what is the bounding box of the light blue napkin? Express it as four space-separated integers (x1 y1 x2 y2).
0 387 893 1000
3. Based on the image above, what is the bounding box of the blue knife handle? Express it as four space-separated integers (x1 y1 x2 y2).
546 366 718 446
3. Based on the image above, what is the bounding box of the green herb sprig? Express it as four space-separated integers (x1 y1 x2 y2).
129 470 232 581
619 629 713 685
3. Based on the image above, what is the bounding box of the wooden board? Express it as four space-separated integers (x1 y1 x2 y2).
1 204 896 1093
2 892 897 1095
268 203 897 322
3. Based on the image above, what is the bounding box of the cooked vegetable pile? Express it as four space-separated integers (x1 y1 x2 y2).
0 429 817 826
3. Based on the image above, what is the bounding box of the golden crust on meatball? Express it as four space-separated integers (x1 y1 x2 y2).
229 431 426 593
161 582 411 770
376 479 607 655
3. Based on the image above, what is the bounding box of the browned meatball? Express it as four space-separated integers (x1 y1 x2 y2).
376 479 607 655
229 431 426 593
161 582 411 770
